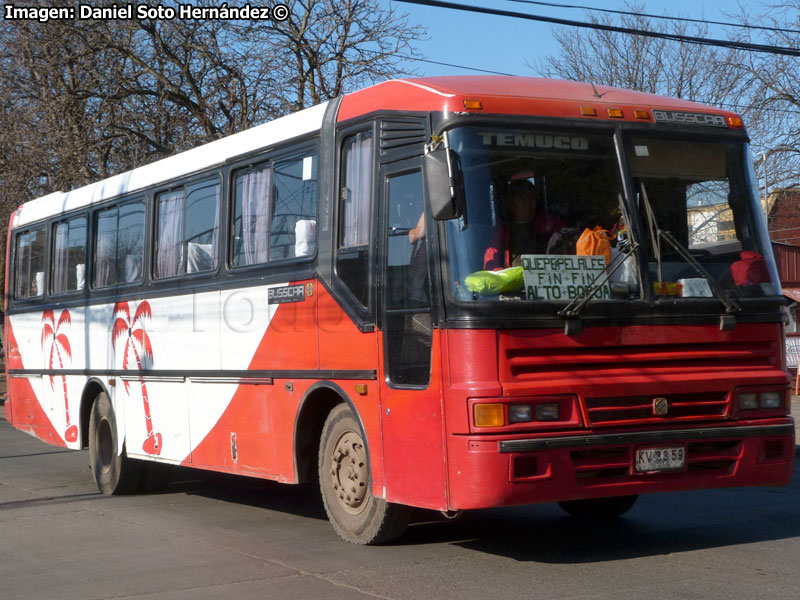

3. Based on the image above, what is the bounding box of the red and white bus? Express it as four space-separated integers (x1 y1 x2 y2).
4 76 795 544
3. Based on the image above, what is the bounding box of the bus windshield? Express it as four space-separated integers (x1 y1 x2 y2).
444 126 780 305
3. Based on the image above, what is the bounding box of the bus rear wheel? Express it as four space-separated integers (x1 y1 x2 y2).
558 494 639 518
318 404 410 545
88 392 142 494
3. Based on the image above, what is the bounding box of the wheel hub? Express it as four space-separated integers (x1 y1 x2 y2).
330 431 368 515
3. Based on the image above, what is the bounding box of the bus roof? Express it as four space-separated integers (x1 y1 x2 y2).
15 76 740 228
338 75 739 123
14 102 329 228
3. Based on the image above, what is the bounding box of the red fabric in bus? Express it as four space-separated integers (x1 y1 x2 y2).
731 251 770 286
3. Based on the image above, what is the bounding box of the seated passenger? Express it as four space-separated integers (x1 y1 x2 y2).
483 179 564 269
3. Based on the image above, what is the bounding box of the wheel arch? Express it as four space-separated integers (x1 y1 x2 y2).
293 381 369 484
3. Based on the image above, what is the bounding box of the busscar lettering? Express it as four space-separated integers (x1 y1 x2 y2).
652 110 727 128
268 284 306 304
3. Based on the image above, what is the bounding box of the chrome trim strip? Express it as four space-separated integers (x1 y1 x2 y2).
498 424 795 454
189 377 274 385
120 375 186 383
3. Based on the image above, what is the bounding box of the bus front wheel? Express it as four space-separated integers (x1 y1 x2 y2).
88 392 142 494
318 404 410 544
558 494 639 518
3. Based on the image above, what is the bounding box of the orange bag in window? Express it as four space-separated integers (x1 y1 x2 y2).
576 226 614 264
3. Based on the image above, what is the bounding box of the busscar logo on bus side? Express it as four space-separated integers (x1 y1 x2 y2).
268 284 306 305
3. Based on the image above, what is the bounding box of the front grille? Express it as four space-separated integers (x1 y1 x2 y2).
502 340 776 382
585 391 729 427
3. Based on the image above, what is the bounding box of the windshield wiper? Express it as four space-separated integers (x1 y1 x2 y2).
558 242 640 335
639 182 740 317
657 230 741 315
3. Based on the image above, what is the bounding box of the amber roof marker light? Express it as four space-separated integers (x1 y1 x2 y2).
607 108 624 118
633 110 650 120
580 106 597 116
464 99 483 110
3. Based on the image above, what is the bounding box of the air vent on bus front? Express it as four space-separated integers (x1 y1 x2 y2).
380 120 427 154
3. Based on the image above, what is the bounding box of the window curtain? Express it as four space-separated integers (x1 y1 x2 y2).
342 133 373 247
241 167 271 264
15 233 30 298
52 222 69 294
94 212 117 287
157 191 185 278
204 184 220 266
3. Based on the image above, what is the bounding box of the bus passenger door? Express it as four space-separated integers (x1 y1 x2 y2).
379 159 447 510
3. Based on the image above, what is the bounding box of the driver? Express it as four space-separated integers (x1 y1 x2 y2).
483 179 563 269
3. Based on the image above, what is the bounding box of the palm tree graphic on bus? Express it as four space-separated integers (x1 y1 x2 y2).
41 310 78 443
112 300 162 456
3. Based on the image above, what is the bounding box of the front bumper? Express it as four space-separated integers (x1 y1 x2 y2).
447 420 795 510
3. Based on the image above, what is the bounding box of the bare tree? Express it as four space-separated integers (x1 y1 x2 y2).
267 0 426 112
0 0 426 299
733 1 800 189
535 3 748 105
535 2 800 193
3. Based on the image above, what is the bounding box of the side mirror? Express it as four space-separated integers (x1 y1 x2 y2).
424 145 465 220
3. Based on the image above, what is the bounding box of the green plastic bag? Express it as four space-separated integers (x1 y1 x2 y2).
464 266 524 295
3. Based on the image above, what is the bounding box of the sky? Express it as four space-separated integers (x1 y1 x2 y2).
383 0 764 78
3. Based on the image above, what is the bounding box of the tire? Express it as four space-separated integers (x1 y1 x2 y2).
88 392 142 494
558 494 639 519
319 404 410 545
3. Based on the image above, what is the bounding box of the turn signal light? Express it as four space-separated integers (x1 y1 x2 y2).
474 403 504 428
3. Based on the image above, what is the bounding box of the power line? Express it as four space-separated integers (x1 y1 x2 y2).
395 54 516 76
504 0 800 36
379 50 800 116
393 0 800 57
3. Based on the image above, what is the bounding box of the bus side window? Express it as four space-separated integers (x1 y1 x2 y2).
156 179 220 278
14 227 46 299
336 130 373 308
232 164 272 267
271 154 318 260
93 200 145 288
52 216 87 295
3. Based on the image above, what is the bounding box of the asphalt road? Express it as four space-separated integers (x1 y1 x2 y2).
1 414 798 600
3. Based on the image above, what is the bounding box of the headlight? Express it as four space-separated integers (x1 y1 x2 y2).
738 392 758 410
508 404 533 423
535 403 560 421
760 391 782 409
